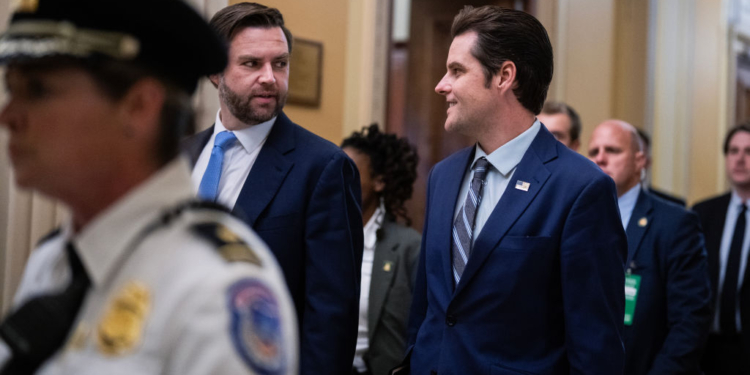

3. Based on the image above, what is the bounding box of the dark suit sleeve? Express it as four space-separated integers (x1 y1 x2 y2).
646 212 712 375
406 233 422 292
407 168 433 350
301 152 364 375
560 175 627 375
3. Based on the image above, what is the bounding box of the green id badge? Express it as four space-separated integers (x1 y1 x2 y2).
624 274 641 326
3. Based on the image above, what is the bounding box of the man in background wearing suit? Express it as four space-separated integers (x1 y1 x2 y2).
694 123 750 375
537 101 582 152
403 6 627 375
182 3 364 375
589 120 712 375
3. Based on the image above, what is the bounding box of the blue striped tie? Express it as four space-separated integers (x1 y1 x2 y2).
452 157 490 285
197 131 237 202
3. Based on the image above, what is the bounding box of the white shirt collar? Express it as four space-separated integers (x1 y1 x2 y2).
363 203 386 250
214 109 275 155
71 157 195 287
473 119 541 175
731 190 748 209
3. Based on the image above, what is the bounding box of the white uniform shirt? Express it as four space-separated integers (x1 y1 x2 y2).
453 120 541 243
0 158 298 375
353 204 385 372
191 110 275 208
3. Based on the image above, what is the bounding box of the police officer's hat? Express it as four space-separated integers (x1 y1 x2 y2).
0 0 227 94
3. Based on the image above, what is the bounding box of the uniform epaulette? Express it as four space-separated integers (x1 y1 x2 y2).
191 223 263 267
36 227 61 247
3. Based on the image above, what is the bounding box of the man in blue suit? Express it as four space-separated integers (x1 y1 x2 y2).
588 120 712 375
401 6 627 375
182 3 364 375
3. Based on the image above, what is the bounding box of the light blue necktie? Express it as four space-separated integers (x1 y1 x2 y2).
452 157 490 285
198 131 237 201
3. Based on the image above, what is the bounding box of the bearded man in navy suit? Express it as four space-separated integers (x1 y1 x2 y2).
182 3 363 375
399 6 627 375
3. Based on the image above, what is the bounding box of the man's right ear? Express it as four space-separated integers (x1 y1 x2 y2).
208 74 220 88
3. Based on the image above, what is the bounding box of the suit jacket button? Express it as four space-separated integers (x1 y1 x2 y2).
430 371 437 375
446 315 456 326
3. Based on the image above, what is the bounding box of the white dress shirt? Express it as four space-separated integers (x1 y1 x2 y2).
453 119 541 243
191 110 275 208
353 203 386 372
617 184 641 229
0 158 298 375
713 191 750 333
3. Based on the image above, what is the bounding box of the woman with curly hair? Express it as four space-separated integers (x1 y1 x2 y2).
342 124 421 375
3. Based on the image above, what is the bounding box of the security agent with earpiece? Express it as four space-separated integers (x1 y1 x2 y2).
0 0 298 374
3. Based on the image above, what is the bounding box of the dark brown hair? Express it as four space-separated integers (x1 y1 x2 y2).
451 5 553 114
541 101 581 142
341 124 419 226
724 122 750 154
209 2 293 53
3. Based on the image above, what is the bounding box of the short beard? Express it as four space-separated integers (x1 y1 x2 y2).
218 76 287 125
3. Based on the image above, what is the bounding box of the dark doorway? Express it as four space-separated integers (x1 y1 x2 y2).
386 0 535 231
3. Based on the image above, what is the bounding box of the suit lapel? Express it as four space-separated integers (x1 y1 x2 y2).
434 147 475 293
232 113 295 226
624 190 652 268
453 128 555 297
368 222 400 339
182 125 214 167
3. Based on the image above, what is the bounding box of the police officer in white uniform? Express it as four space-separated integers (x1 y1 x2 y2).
0 0 298 374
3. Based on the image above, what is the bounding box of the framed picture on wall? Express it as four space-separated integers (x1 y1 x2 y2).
288 38 323 107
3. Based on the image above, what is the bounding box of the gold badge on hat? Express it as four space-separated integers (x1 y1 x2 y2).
638 217 648 227
11 0 39 13
97 281 151 356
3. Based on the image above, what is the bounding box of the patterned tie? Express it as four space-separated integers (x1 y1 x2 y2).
198 131 237 202
721 203 746 334
452 157 490 285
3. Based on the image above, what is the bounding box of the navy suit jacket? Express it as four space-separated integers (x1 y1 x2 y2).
623 190 711 375
183 112 364 375
407 126 627 375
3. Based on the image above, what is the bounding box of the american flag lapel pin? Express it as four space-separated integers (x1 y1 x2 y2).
515 180 530 192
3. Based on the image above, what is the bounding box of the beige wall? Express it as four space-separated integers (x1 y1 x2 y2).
649 0 730 205
230 0 350 144
687 0 730 202
540 0 618 153
541 0 731 205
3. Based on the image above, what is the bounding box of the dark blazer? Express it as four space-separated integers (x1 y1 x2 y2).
693 193 750 353
647 186 687 207
407 126 627 375
623 190 711 375
183 112 364 375
366 221 421 375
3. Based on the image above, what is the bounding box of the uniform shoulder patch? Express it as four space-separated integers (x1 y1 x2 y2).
191 223 263 266
227 278 286 375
